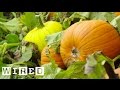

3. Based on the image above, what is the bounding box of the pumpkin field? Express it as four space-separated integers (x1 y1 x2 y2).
1 12 120 79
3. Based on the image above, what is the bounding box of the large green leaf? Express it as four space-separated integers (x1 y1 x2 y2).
89 12 115 22
6 33 19 43
55 61 86 79
35 59 62 79
84 52 115 79
3 18 21 33
20 12 39 30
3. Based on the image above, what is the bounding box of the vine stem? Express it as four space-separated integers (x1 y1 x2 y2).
113 55 120 62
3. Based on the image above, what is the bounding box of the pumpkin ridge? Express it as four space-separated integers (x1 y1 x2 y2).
75 22 107 48
73 21 93 47
61 22 80 49
97 37 120 56
76 24 105 46
78 27 119 50
81 38 120 56
80 37 120 59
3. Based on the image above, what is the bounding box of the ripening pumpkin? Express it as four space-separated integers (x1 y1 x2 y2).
114 12 120 16
40 46 66 69
24 21 62 52
60 20 120 67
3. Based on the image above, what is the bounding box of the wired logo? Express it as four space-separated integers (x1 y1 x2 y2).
2 67 44 75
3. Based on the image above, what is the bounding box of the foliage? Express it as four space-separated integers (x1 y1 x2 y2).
0 12 120 79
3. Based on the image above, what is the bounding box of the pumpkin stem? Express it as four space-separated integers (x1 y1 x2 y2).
71 47 79 58
37 14 44 28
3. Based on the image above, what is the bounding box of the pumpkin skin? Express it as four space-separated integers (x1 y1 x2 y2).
40 46 66 69
60 20 120 67
114 12 120 16
24 21 62 52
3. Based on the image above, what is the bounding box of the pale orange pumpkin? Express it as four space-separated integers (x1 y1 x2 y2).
40 46 66 69
114 12 120 16
60 20 120 67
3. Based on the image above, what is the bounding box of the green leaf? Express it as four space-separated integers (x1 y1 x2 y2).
63 18 71 29
0 12 4 18
20 12 39 30
89 12 115 22
6 33 19 43
46 31 63 53
0 72 11 79
0 43 7 61
84 51 113 79
3 18 21 33
0 61 8 72
0 12 8 22
18 44 33 62
35 59 62 79
110 16 120 33
46 31 63 46
55 61 86 79
0 61 11 79
62 12 89 29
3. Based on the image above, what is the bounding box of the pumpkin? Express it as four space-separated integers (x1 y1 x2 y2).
114 12 120 16
60 20 120 67
24 21 62 52
40 46 66 69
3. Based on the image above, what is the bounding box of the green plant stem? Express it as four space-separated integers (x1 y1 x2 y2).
7 43 20 48
0 43 20 48
11 12 17 18
113 55 120 62
0 43 7 62
0 43 20 62
0 18 9 22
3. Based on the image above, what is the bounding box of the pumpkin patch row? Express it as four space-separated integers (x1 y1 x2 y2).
41 20 120 69
24 19 120 70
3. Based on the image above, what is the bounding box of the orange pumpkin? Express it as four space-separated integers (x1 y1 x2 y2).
114 12 120 16
60 20 120 67
40 46 66 69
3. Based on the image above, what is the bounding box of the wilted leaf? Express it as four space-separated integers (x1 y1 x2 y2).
84 54 97 74
84 52 114 79
18 44 33 62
